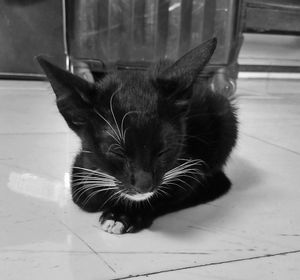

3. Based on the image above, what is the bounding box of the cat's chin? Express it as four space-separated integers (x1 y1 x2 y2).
122 191 154 202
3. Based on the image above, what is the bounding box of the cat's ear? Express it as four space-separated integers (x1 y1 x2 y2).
157 38 216 89
36 56 95 129
155 38 216 112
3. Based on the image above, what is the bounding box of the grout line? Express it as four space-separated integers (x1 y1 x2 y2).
242 132 300 156
58 220 116 273
111 249 300 280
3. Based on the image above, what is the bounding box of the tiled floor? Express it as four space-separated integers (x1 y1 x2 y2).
0 78 299 279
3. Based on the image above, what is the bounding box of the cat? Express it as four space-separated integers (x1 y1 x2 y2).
37 38 238 234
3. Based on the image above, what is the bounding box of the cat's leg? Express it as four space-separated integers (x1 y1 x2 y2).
98 170 231 234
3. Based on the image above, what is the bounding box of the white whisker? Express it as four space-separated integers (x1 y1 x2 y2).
106 130 122 145
73 167 118 180
160 158 205 192
73 185 117 198
94 108 122 144
109 88 123 142
74 186 117 203
82 187 118 207
156 188 169 197
120 111 139 140
72 180 118 189
101 189 122 208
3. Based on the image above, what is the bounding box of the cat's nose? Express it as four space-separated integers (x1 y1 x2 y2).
131 170 153 193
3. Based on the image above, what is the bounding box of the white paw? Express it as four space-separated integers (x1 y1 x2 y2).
100 219 125 234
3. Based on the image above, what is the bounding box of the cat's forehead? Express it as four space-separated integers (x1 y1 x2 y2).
96 70 158 113
119 72 157 107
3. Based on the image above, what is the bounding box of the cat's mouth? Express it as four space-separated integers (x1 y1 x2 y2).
121 191 154 202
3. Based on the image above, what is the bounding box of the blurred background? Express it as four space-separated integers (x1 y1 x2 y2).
0 0 299 96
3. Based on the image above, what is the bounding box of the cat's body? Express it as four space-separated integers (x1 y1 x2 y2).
38 38 238 234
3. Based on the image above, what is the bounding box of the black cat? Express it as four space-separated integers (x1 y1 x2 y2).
37 38 238 234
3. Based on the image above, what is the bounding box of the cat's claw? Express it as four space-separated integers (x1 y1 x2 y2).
99 211 129 234
101 219 125 234
99 210 152 234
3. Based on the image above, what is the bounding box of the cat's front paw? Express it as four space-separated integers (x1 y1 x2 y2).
99 210 152 234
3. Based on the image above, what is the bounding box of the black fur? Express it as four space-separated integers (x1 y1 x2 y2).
37 38 238 234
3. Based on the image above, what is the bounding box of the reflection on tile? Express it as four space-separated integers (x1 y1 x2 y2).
8 171 69 206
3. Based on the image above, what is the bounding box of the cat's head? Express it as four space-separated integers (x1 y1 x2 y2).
37 38 216 201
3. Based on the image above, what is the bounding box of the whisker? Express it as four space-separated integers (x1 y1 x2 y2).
106 130 122 145
72 172 117 180
72 177 119 186
160 158 205 192
72 183 117 194
109 88 123 142
120 111 139 140
78 185 117 197
72 176 118 182
74 186 117 203
162 181 187 192
72 181 118 187
101 188 122 208
82 187 118 207
180 174 203 183
113 190 124 206
171 178 194 190
163 170 202 182
73 167 118 180
107 143 124 154
72 180 118 188
156 188 169 197
163 168 200 181
94 108 122 144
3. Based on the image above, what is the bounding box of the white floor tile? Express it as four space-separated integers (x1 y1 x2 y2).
237 91 300 153
56 134 300 277
1 80 299 279
0 81 68 134
132 252 300 280
0 251 116 280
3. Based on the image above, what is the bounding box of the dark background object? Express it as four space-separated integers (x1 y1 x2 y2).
0 0 65 79
240 0 300 73
242 0 300 35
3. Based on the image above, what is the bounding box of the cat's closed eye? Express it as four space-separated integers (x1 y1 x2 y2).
108 148 126 159
157 148 170 158
100 143 124 158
